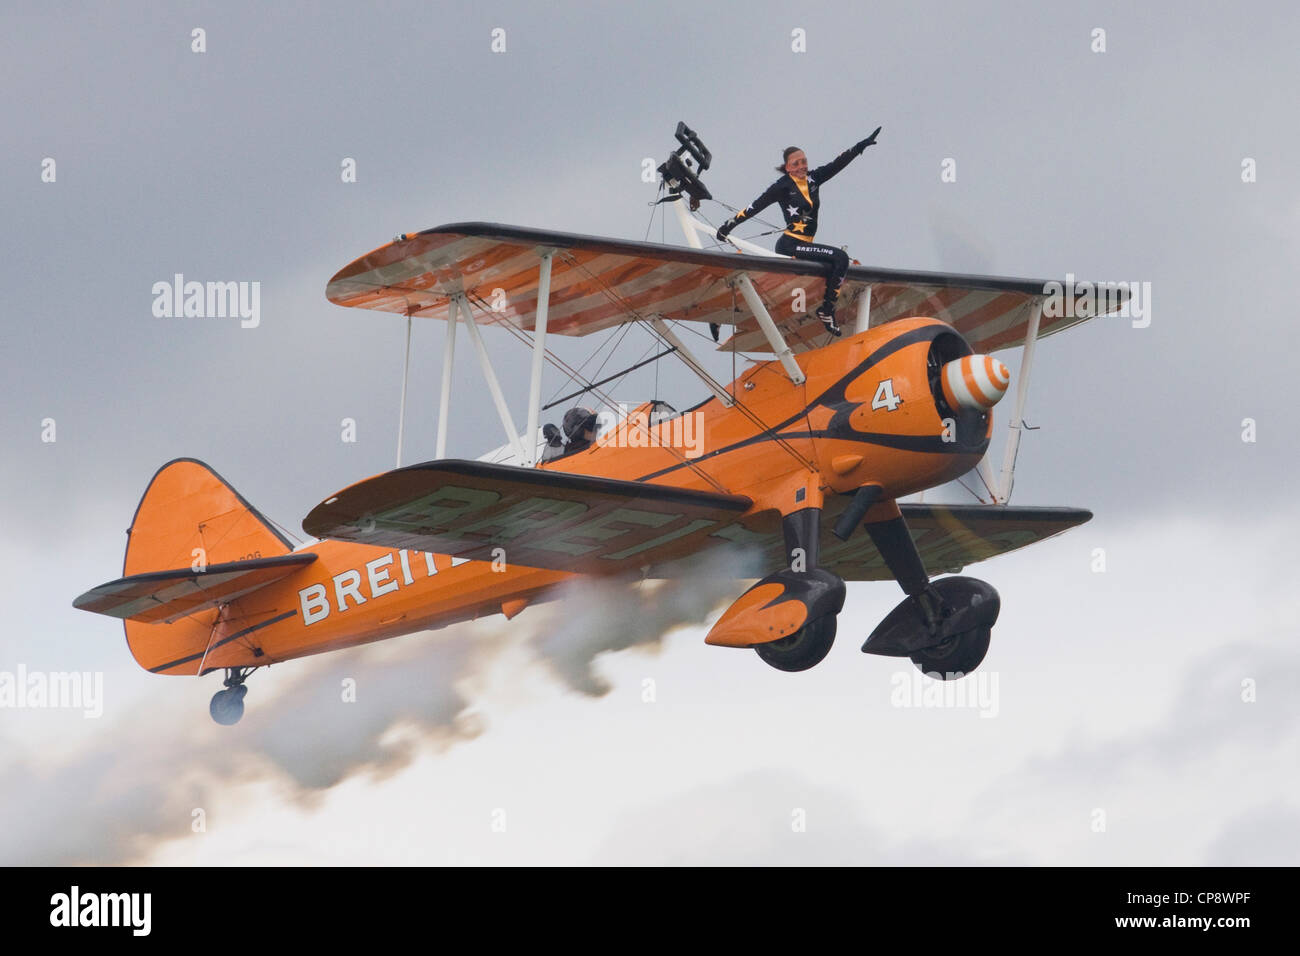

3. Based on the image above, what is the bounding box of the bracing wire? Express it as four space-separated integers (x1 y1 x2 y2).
458 293 732 494
558 253 817 473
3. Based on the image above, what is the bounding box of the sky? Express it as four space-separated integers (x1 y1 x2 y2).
2 0 1297 865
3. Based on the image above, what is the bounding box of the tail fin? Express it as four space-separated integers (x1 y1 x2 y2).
76 459 309 676
123 457 294 575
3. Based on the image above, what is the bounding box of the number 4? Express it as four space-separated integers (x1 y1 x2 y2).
871 379 902 411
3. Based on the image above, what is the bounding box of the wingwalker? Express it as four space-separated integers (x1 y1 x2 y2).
76 124 1125 724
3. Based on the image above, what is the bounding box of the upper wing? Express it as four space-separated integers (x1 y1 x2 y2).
326 222 1125 352
720 273 1128 356
74 554 317 624
302 460 754 576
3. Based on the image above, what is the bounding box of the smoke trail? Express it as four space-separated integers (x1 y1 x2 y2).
528 548 752 695
1 556 751 864
0 625 492 865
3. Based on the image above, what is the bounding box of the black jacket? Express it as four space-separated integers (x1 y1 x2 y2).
730 140 871 241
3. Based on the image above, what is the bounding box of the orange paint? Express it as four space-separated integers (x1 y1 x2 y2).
77 225 1102 691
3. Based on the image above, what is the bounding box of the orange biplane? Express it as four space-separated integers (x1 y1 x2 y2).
76 124 1125 723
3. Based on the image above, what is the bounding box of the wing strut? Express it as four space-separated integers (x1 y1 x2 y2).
524 252 554 466
647 317 735 407
435 295 459 458
852 284 873 336
731 273 806 385
459 294 528 463
396 308 414 467
994 295 1043 503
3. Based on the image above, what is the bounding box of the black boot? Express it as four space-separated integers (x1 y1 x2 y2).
815 302 841 337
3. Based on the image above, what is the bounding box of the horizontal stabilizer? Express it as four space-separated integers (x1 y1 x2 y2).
304 460 753 576
73 554 316 624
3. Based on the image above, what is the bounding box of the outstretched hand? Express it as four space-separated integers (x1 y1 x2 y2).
854 126 882 154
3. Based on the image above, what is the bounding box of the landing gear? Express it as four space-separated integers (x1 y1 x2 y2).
749 508 844 672
862 575 1000 677
755 615 837 672
908 624 991 679
209 667 252 725
838 501 1001 678
706 502 846 668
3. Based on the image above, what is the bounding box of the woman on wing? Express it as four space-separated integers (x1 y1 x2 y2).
716 127 880 336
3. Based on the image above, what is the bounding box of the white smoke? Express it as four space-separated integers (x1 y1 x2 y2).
1 553 752 864
0 626 491 865
528 548 753 695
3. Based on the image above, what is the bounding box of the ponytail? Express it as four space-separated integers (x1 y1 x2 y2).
776 145 802 173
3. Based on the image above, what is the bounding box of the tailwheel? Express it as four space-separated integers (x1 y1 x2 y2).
209 668 252 725
909 625 990 680
755 616 837 672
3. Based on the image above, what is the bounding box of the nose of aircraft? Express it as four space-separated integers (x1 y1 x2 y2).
940 355 1010 411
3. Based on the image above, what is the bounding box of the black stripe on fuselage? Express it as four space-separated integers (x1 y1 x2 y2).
635 325 958 482
149 609 296 674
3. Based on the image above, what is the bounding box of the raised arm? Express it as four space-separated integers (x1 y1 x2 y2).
811 126 882 184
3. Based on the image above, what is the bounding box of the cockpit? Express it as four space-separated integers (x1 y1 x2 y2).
540 400 680 463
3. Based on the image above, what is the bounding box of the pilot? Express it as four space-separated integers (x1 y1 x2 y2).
561 406 599 455
715 129 880 336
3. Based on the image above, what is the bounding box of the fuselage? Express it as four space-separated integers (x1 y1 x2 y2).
135 318 990 676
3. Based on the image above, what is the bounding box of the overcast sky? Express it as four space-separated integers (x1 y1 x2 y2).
2 0 1297 865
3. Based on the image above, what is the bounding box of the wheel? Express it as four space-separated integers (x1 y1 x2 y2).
209 687 245 725
909 626 991 679
755 615 837 672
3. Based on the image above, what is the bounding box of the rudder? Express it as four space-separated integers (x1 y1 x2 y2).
123 458 292 576
112 458 297 676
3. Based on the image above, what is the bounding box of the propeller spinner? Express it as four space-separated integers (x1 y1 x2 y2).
940 355 1010 411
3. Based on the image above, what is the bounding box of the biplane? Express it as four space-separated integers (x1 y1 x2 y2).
75 124 1125 724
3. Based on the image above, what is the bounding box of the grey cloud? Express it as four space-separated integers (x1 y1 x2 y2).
592 768 1023 865
1204 803 1300 866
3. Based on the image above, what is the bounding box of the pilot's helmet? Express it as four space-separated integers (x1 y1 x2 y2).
562 406 598 440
